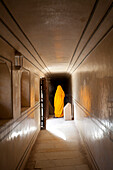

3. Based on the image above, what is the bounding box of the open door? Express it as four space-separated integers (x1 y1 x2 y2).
40 78 49 129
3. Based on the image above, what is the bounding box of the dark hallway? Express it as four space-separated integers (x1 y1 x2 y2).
0 0 113 169
48 74 72 114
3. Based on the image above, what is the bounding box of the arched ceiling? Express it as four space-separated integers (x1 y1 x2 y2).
0 0 113 75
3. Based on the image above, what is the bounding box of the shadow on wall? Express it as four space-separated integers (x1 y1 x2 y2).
80 84 91 116
79 75 113 123
0 59 12 119
21 70 30 109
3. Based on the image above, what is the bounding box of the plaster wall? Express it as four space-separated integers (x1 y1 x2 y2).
30 73 36 107
72 29 113 170
13 69 21 119
35 76 40 103
0 61 12 118
21 70 30 107
0 36 43 169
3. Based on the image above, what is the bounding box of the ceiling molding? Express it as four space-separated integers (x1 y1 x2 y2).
0 19 49 74
70 2 113 73
1 0 51 74
72 25 113 74
0 35 45 74
67 0 99 72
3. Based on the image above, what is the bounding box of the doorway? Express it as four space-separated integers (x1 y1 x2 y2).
47 73 72 117
40 74 72 129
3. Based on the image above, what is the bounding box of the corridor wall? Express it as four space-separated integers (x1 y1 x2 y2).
0 36 43 170
72 29 113 170
0 59 12 119
21 70 30 109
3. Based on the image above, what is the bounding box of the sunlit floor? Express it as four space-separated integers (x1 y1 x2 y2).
25 116 91 170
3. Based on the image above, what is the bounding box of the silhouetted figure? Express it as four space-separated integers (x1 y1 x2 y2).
54 85 65 118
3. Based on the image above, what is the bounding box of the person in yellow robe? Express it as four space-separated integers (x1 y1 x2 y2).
54 85 65 118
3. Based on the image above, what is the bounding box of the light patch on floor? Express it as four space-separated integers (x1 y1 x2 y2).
46 118 66 140
24 117 91 170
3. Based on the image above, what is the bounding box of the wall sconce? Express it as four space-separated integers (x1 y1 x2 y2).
15 50 23 69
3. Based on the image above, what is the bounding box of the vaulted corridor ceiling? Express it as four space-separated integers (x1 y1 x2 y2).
0 0 113 74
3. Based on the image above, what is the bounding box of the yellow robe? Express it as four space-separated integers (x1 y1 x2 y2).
54 85 65 117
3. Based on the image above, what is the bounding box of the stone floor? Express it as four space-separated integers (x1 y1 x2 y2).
24 117 91 170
